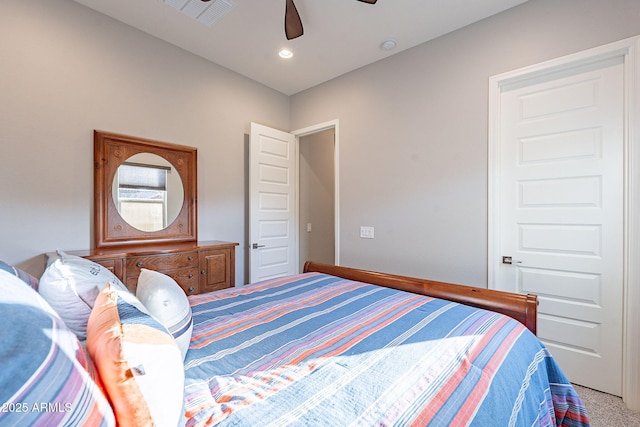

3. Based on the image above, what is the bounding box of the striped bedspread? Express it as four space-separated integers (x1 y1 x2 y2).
183 273 589 427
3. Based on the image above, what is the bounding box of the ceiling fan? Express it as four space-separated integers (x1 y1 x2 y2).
199 0 377 41
285 0 378 40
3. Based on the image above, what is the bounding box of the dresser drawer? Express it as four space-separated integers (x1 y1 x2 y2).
90 258 124 280
125 266 200 295
126 251 199 278
169 267 200 295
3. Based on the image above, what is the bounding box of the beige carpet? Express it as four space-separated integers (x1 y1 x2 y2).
573 384 640 426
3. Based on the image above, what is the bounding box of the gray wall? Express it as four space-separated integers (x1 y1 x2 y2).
2 0 640 288
0 0 289 284
290 0 640 286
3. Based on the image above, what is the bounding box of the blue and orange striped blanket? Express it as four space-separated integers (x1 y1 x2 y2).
183 273 589 426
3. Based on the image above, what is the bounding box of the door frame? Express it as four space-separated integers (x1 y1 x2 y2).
487 36 640 410
292 119 341 266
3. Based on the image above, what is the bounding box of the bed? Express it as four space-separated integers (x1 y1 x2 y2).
182 262 587 426
0 257 589 427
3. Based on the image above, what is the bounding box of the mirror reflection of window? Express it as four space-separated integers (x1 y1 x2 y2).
116 162 169 232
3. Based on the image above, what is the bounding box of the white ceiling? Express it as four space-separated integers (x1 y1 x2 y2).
72 0 528 95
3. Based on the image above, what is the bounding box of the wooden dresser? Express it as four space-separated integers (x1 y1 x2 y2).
67 240 238 296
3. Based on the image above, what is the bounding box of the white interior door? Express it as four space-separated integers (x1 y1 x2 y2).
491 57 625 395
249 123 298 283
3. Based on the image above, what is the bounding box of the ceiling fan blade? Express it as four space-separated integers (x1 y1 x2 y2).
285 0 303 40
357 0 377 3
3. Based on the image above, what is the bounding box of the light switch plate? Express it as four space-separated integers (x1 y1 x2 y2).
360 226 375 239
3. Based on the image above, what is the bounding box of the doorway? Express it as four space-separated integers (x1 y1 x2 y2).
292 120 340 270
248 120 340 283
298 129 336 270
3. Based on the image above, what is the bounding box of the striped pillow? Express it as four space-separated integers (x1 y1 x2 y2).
87 284 184 427
0 270 115 426
0 259 39 290
136 268 193 360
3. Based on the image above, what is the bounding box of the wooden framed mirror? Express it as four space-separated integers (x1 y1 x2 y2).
94 130 197 248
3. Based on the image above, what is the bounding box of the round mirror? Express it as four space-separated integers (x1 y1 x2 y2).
112 153 184 232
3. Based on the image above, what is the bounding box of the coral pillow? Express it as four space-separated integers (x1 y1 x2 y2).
39 250 129 341
136 268 193 360
87 284 184 427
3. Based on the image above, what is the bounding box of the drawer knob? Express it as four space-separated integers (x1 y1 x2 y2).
188 274 194 279
137 262 143 267
188 256 193 261
201 270 206 275
188 287 196 294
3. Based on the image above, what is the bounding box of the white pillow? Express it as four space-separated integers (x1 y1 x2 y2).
136 268 193 360
39 250 129 341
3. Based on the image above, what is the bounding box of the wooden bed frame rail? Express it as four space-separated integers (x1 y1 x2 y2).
303 261 538 335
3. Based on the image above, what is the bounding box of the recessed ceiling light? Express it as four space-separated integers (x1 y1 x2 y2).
380 39 397 51
279 49 294 59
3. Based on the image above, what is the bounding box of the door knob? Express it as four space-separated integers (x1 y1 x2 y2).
252 243 265 249
502 256 523 265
